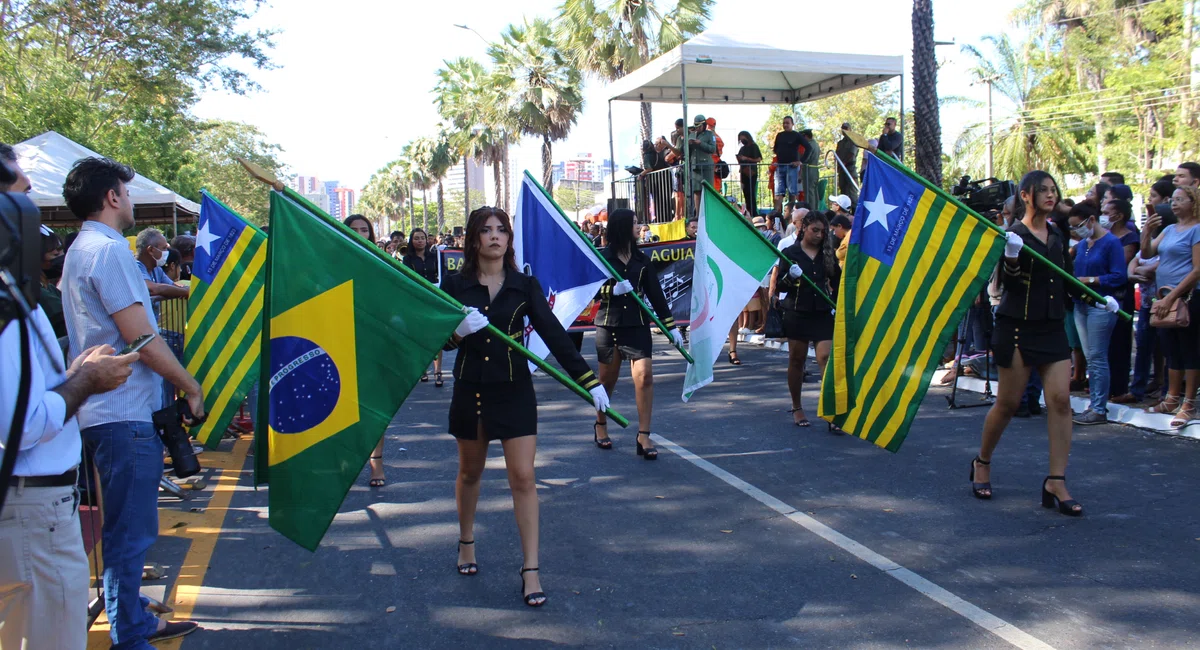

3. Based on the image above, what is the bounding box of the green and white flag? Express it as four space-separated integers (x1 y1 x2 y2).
683 185 779 401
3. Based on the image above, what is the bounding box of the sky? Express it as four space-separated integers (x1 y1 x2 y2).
193 0 1027 193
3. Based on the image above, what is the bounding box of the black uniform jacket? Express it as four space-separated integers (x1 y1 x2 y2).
997 221 1093 322
442 269 600 389
777 243 838 313
402 250 440 285
594 247 676 330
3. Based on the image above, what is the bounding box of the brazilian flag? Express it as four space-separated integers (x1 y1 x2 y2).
186 192 266 448
259 191 465 550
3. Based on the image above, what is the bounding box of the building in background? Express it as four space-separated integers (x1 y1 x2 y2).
445 158 486 197
553 153 612 193
333 186 356 219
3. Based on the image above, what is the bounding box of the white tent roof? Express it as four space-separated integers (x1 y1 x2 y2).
14 131 199 224
606 29 904 105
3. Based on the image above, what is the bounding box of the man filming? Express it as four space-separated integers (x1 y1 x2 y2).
0 148 140 649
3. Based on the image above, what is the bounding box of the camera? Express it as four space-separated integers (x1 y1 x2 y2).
153 398 202 478
951 175 1016 214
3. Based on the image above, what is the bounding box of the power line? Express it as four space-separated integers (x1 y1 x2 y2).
1017 73 1193 107
1048 0 1170 25
1016 83 1192 114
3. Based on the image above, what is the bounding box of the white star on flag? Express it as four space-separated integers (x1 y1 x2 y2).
862 188 899 232
195 219 220 255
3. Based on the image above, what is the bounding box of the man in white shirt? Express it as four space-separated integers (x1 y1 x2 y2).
0 305 138 649
777 207 810 250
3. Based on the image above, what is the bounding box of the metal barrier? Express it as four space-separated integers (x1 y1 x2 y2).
609 162 837 221
157 295 188 408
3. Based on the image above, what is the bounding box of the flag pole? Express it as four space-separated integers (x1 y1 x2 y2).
242 161 631 428
704 183 838 309
522 171 696 364
869 150 1133 322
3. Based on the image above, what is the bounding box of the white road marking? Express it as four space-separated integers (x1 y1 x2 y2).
652 433 1057 650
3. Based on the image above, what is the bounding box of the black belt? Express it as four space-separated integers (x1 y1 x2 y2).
13 469 78 488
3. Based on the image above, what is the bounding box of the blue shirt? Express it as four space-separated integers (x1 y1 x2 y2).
1073 232 1127 303
1155 224 1200 290
138 259 171 322
61 221 161 427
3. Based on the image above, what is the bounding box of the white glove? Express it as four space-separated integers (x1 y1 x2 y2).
612 279 635 295
670 329 684 347
1104 296 1120 314
454 308 489 338
788 264 804 280
590 385 610 413
1004 232 1024 258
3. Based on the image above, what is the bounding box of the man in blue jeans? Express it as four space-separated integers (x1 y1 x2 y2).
772 115 804 214
60 157 207 648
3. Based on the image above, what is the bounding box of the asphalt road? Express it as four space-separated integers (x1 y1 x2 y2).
163 336 1200 649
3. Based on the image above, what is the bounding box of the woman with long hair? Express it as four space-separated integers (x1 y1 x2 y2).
768 210 839 430
442 206 609 607
1140 185 1200 427
972 171 1115 516
592 208 683 458
343 214 374 243
403 229 444 387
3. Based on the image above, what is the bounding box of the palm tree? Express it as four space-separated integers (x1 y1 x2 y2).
557 0 712 141
359 159 410 230
911 0 943 186
489 18 584 195
435 57 510 219
418 130 457 234
953 35 1089 180
403 139 436 231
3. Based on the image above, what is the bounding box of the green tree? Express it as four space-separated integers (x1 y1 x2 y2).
553 185 597 220
489 18 583 195
358 160 411 231
557 0 712 140
434 57 510 219
178 120 289 227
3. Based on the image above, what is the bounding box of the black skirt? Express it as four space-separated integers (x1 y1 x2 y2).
449 378 537 441
992 315 1070 369
782 309 834 342
595 325 653 364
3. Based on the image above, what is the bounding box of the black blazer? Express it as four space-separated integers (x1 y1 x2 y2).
594 247 676 330
997 221 1092 321
777 243 838 313
442 269 600 388
402 251 440 285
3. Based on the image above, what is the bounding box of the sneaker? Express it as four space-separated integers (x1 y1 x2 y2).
147 620 199 643
1072 409 1108 426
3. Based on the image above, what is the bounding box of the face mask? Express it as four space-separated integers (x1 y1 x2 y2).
1071 223 1091 239
1099 216 1112 229
155 249 168 268
44 254 64 280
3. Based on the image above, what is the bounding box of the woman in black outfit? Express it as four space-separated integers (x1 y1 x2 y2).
768 211 839 430
402 229 444 386
442 206 609 607
592 209 683 458
972 171 1108 516
736 130 763 219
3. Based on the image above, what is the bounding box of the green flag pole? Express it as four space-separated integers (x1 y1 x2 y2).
704 183 838 309
872 151 1133 322
523 171 695 364
241 163 631 428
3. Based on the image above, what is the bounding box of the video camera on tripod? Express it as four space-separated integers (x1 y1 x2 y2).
951 175 1017 214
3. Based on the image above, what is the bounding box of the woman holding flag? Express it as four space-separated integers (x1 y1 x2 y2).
442 206 610 607
769 210 839 430
591 208 683 458
972 171 1118 517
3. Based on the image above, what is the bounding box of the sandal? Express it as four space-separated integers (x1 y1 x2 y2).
969 456 992 500
368 455 385 487
456 540 478 575
1170 398 1197 428
519 567 546 607
1147 393 1182 415
1041 476 1083 516
420 371 429 383
435 371 444 388
593 422 613 450
635 432 658 460
788 408 810 427
728 351 742 365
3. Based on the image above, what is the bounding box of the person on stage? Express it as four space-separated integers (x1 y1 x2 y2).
768 211 839 431
441 206 610 607
971 171 1118 516
591 208 683 458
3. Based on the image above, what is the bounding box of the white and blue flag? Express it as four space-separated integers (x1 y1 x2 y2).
513 172 612 366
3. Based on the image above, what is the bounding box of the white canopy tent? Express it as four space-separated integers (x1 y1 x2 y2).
604 29 905 200
15 130 200 228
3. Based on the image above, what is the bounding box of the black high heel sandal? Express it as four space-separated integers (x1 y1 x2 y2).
368 455 385 487
635 432 658 460
593 422 613 450
435 371 444 388
788 408 811 427
969 456 991 500
1041 476 1083 516
420 371 429 383
456 540 478 575
519 567 546 607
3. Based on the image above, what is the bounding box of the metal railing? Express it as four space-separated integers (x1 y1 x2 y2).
611 162 839 221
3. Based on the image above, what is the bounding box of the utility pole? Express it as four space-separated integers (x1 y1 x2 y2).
973 73 1002 179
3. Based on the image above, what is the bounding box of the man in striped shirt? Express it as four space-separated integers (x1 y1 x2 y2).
60 157 206 647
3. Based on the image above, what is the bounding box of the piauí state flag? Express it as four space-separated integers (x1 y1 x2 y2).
818 152 1003 452
259 191 465 550
185 192 266 448
682 184 778 401
513 172 610 366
